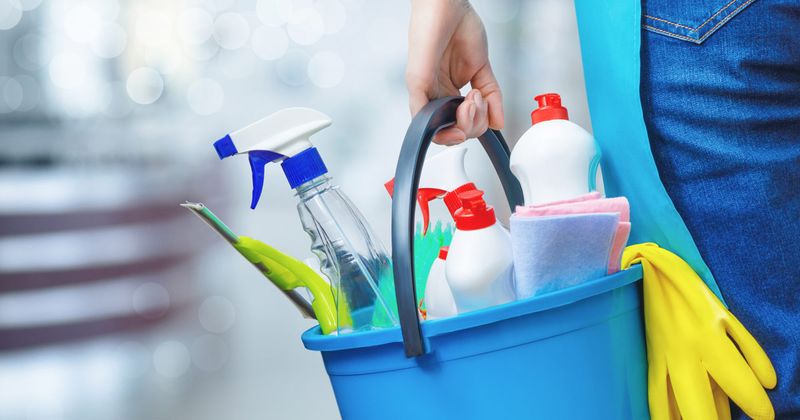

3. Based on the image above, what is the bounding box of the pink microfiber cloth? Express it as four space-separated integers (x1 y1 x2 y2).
516 196 631 274
530 191 602 208
510 213 620 299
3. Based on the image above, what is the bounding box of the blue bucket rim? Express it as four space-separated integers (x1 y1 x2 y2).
302 265 643 352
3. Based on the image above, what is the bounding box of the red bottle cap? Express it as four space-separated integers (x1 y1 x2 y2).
453 190 495 231
438 246 449 260
531 93 569 125
443 182 478 217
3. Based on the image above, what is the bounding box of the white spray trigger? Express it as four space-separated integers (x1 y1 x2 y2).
227 107 332 158
419 146 470 191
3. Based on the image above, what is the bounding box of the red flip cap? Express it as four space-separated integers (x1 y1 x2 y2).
531 93 569 125
438 246 449 260
443 182 478 217
453 190 495 231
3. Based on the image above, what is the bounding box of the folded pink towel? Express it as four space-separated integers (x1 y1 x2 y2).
608 222 631 274
530 192 602 208
515 196 631 274
516 196 629 221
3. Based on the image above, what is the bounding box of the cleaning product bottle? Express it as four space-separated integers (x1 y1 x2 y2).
384 146 475 233
446 190 514 313
423 246 457 320
510 93 602 206
213 107 396 332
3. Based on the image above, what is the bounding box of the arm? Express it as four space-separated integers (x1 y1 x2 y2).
407 0 504 144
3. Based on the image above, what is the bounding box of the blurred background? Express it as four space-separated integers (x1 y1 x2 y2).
0 0 589 418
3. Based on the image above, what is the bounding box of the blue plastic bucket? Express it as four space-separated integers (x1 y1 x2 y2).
302 98 649 419
303 266 648 419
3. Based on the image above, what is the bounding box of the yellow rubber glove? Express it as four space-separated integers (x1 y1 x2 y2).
622 243 776 420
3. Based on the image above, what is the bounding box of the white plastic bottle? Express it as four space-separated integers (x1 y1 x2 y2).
423 246 457 320
446 190 514 313
510 93 602 206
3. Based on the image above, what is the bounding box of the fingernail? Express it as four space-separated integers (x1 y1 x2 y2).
468 103 476 120
474 91 484 108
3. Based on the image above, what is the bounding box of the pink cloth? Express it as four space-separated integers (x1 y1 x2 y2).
515 195 631 274
530 192 602 208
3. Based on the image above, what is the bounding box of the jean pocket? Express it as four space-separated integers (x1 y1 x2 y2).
643 0 757 44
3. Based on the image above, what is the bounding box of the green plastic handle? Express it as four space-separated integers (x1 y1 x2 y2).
234 236 350 334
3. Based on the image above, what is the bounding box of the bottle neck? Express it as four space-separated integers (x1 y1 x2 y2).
295 174 333 199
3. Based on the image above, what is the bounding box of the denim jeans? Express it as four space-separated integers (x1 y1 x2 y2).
641 0 800 417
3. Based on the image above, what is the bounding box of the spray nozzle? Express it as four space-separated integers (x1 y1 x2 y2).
213 108 332 209
384 146 472 233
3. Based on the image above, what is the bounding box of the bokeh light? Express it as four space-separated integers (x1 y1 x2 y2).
63 3 102 44
85 0 119 20
153 341 191 379
48 52 89 90
132 282 170 319
307 50 344 88
256 0 293 27
286 7 324 46
125 67 164 105
0 0 22 31
250 25 288 61
316 0 346 34
90 22 127 58
12 33 43 70
213 12 250 50
197 296 236 333
176 7 214 45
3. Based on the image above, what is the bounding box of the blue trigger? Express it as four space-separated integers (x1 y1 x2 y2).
248 151 284 209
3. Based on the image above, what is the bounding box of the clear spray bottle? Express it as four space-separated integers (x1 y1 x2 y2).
213 108 397 332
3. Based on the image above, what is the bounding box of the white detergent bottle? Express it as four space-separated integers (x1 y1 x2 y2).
510 93 603 206
446 190 514 313
384 146 475 233
423 246 457 320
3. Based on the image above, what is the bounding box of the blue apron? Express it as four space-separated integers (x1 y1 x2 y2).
573 0 723 299
576 0 800 416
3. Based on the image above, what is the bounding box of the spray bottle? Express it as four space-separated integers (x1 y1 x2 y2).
510 93 603 206
423 246 457 320
213 107 396 332
384 146 475 233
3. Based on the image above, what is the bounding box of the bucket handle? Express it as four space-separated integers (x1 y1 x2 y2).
391 96 524 357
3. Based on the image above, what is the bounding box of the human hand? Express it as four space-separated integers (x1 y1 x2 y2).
407 0 503 145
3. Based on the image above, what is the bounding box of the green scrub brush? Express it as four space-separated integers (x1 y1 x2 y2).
371 220 454 327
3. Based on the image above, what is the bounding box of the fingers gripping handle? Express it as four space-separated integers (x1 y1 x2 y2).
391 96 523 357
